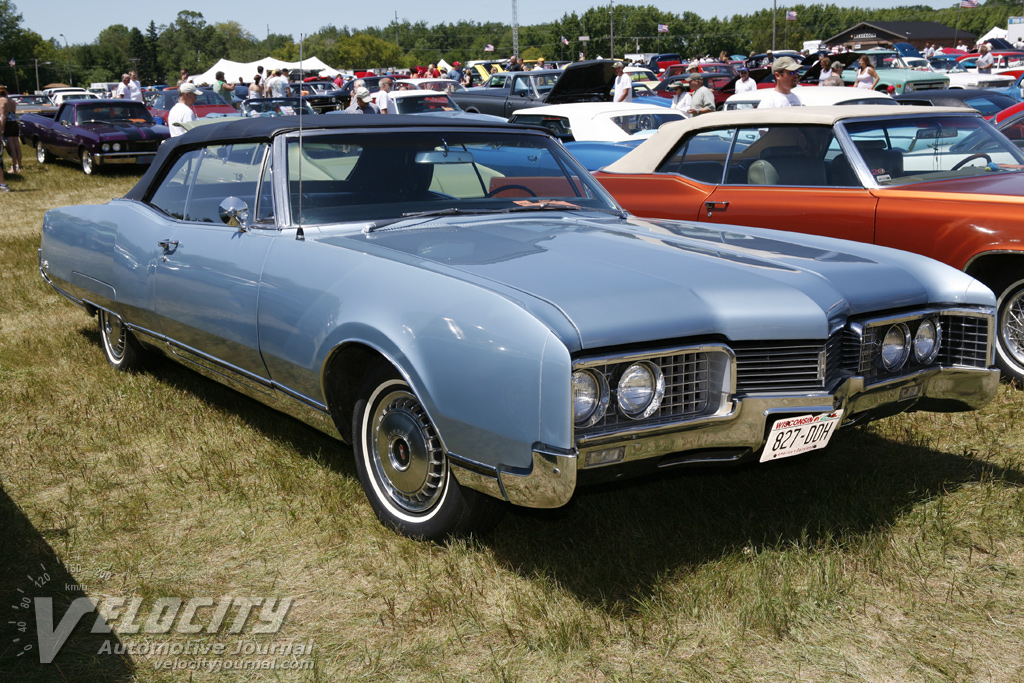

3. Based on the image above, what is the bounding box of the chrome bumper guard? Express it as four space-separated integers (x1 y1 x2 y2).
488 365 999 509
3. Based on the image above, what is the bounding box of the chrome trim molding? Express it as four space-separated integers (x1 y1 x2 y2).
448 453 508 501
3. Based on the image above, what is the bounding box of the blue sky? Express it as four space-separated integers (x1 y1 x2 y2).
21 0 952 47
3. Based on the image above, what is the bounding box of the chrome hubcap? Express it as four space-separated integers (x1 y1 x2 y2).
101 312 125 360
37 142 45 163
370 390 446 513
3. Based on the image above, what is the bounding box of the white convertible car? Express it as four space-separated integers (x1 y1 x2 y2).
508 102 685 142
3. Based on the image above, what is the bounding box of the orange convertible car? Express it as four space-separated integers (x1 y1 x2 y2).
594 106 1024 382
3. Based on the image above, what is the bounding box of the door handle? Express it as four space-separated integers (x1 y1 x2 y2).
704 201 730 217
158 239 179 250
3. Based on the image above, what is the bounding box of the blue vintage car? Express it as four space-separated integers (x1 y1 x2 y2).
39 115 1000 539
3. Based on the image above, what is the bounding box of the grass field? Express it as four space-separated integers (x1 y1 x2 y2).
2 152 1024 682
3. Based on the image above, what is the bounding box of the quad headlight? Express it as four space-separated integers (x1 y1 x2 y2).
573 369 608 427
913 319 941 364
101 143 110 152
616 361 665 420
881 323 912 371
112 142 121 151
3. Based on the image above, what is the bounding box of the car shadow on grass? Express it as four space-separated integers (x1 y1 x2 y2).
487 426 1024 607
0 485 135 682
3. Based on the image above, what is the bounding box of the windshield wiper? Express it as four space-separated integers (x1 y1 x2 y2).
505 202 629 218
365 207 506 233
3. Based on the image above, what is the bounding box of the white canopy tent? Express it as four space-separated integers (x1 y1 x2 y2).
977 26 1008 45
191 57 339 85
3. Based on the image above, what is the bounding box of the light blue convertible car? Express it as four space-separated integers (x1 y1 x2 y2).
39 116 1000 539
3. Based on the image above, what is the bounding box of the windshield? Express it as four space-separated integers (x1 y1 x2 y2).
840 115 1024 186
76 104 155 125
393 94 459 113
285 130 620 224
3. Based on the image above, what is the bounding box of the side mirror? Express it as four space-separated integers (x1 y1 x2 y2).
219 196 250 231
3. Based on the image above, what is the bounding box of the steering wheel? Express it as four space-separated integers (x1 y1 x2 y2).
485 184 538 198
951 153 992 171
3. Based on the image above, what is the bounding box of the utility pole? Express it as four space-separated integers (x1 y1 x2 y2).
59 34 72 85
395 11 399 47
772 0 777 51
512 0 519 59
609 1 615 59
34 59 51 93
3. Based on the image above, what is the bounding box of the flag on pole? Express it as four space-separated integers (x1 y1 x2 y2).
657 24 669 33
484 43 494 52
8 58 13 67
786 10 797 20
960 0 977 7
561 36 569 45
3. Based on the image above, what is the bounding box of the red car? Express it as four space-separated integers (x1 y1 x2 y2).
146 87 237 122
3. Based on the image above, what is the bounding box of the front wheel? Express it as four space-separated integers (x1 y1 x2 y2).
995 278 1024 384
98 310 146 371
352 371 505 540
81 149 95 175
36 139 50 164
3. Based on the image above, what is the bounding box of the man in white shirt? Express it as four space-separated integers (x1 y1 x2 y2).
374 78 393 114
613 61 632 102
168 83 197 136
757 57 801 109
734 67 757 93
269 70 288 98
976 44 994 74
128 71 144 102
115 74 131 99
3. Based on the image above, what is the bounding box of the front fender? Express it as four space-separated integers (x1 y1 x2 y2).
257 239 574 471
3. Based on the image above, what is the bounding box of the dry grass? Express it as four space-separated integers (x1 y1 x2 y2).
2 154 1024 682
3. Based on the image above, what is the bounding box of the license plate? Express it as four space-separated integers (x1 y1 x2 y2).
760 410 844 463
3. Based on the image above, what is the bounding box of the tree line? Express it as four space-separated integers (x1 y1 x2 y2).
2 0 1022 90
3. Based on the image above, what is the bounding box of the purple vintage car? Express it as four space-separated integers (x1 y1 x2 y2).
21 99 169 175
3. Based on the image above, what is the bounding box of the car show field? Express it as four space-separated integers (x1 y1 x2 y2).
4 125 1024 681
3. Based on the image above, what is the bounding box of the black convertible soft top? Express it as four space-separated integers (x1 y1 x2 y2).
124 114 526 201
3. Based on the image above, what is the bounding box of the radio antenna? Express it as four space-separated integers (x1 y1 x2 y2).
297 34 305 234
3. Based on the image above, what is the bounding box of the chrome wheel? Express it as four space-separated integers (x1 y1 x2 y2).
98 309 144 371
997 279 1024 382
81 149 94 175
36 140 49 164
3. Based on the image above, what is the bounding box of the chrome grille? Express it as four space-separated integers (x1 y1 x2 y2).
733 333 844 394
575 349 718 437
941 314 989 367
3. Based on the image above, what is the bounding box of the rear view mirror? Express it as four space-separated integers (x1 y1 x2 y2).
916 128 957 140
415 150 475 164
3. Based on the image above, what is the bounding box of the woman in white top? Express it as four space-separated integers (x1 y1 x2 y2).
855 56 879 90
248 75 264 99
667 81 693 118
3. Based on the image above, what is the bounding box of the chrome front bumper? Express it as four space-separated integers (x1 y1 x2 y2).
483 365 999 509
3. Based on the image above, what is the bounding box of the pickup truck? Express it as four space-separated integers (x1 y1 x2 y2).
450 60 616 118
21 99 169 175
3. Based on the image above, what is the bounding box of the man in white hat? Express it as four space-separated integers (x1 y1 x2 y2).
612 61 632 102
344 86 381 114
168 82 198 136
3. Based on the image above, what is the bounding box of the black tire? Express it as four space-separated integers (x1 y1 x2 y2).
352 369 505 540
995 276 1024 384
36 139 50 164
98 310 146 372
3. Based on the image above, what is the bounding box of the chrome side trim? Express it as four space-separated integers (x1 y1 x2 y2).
500 444 578 508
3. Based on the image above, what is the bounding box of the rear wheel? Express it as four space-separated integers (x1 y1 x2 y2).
36 139 50 164
98 310 146 372
352 369 505 540
995 277 1024 384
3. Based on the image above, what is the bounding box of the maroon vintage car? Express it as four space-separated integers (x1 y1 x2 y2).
147 87 237 122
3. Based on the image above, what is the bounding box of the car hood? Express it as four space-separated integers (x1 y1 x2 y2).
79 121 164 140
546 60 616 104
328 214 986 351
